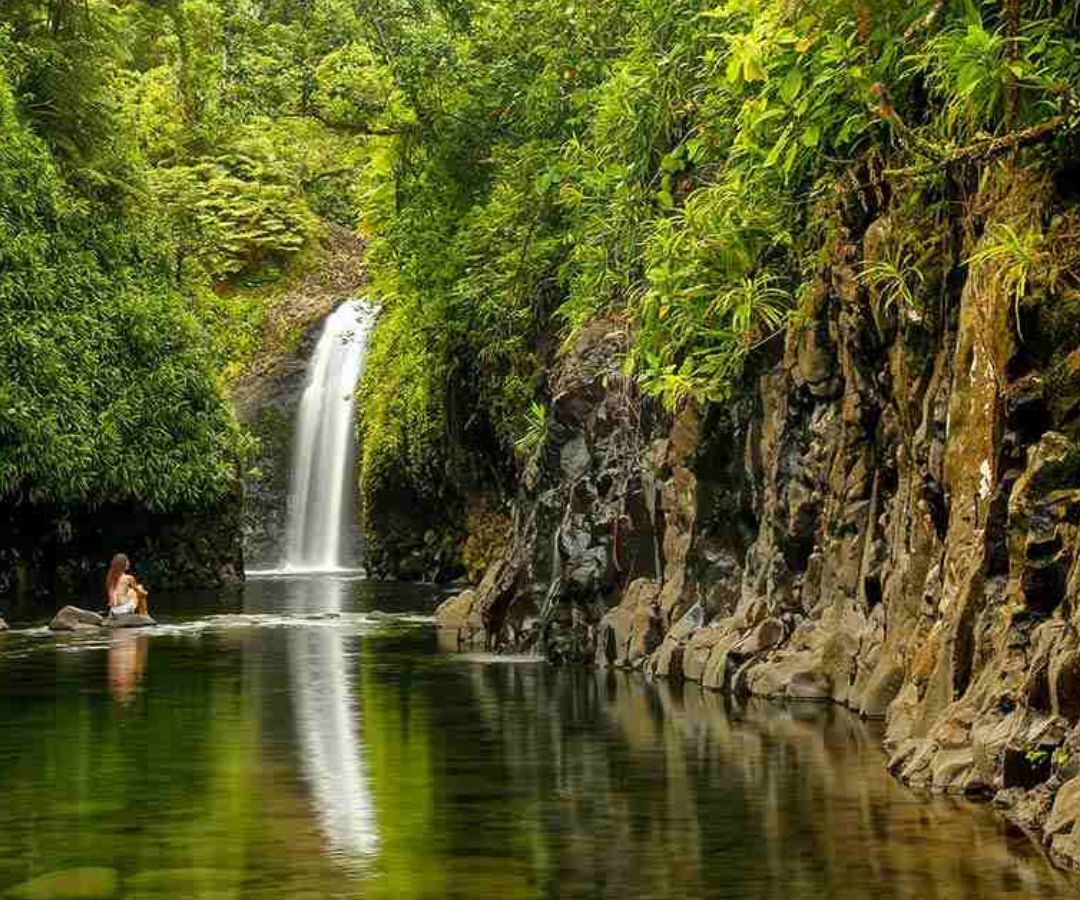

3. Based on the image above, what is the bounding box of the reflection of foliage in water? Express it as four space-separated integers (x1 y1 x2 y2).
0 614 1075 899
0 632 264 897
355 637 534 899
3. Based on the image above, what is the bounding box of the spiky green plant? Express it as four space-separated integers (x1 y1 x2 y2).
968 223 1048 339
514 401 549 461
857 254 926 336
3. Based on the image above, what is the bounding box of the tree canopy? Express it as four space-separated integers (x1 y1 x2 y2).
3 0 1080 524
0 0 379 510
349 0 1080 524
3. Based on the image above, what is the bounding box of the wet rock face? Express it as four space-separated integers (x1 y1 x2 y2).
232 317 325 570
436 320 667 656
438 180 1080 869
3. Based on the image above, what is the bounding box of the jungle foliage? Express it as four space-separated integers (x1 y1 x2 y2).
0 0 375 510
349 0 1080 514
5 0 1080 534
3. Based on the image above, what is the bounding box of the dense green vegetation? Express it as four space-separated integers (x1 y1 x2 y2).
5 0 1080 567
346 0 1080 551
0 0 376 512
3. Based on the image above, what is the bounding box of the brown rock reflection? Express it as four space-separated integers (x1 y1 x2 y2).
456 661 1076 899
1 577 1076 900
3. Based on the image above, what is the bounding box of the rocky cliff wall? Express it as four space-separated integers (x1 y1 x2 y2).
232 317 326 569
436 167 1080 868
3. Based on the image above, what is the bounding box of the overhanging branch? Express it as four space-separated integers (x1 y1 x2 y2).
884 115 1073 178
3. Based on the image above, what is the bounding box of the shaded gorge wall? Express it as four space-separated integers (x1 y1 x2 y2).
233 315 329 571
436 166 1080 871
0 494 243 616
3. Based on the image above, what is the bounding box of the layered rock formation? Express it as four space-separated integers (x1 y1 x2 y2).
437 170 1080 868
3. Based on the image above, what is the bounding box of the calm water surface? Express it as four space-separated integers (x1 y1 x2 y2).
0 575 1074 899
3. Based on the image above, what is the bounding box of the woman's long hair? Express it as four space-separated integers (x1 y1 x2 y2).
105 553 129 605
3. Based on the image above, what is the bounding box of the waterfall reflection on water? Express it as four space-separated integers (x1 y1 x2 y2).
283 576 377 861
0 577 1075 899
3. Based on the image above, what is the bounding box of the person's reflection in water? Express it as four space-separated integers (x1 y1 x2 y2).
107 630 148 703
285 577 377 862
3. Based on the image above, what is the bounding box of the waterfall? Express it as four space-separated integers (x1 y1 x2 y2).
282 300 377 572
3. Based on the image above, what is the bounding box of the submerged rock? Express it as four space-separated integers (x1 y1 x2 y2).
6 866 118 899
47 606 104 632
124 868 244 893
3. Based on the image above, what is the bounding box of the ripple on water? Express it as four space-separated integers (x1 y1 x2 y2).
455 652 546 665
0 580 1077 900
0 609 434 659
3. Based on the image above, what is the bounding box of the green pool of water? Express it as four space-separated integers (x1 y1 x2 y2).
0 575 1073 899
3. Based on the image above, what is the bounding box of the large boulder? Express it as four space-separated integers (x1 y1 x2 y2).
595 578 662 668
48 606 104 632
103 613 156 629
434 589 485 651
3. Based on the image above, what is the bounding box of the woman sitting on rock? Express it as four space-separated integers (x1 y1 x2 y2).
105 553 149 617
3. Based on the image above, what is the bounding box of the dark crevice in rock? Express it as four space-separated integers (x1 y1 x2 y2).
952 600 977 701
1003 747 1054 790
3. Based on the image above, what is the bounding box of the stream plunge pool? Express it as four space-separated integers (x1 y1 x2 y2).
0 574 1074 899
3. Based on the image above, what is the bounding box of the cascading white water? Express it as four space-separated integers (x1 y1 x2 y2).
282 300 378 572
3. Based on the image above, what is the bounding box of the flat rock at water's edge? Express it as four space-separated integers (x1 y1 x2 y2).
103 613 156 629
46 607 156 631
0 617 7 631
47 606 104 632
